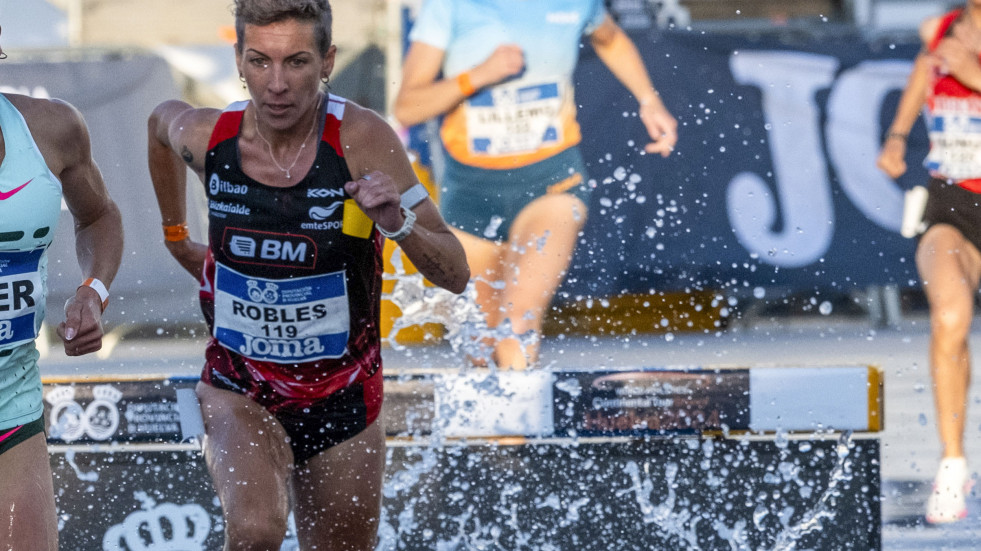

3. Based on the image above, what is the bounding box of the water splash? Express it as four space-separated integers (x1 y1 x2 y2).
377 445 442 549
382 251 536 367
64 449 99 482
379 246 867 549
618 432 856 550
769 432 854 551
618 461 703 548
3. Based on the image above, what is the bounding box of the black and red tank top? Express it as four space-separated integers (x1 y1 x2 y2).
199 95 384 401
924 9 981 190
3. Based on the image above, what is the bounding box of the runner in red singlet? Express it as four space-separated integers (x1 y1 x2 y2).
146 1 468 548
878 0 981 524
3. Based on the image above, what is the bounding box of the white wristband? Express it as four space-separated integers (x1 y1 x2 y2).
80 277 109 312
400 183 430 209
377 207 416 243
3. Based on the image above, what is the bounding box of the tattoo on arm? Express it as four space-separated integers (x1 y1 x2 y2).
181 145 194 164
421 252 452 279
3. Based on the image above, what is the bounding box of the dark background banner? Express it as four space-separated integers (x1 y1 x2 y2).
543 29 925 299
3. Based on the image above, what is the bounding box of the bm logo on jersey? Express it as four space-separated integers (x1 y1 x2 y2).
222 228 317 269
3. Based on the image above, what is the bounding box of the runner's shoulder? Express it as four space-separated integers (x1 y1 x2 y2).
919 15 945 46
337 99 397 150
151 100 221 161
169 102 221 141
2 94 91 169
4 94 86 142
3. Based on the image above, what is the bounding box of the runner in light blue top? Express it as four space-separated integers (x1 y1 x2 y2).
406 0 608 168
395 1 678 369
0 27 124 550
0 92 63 431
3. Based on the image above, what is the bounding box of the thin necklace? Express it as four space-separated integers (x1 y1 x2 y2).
253 95 321 180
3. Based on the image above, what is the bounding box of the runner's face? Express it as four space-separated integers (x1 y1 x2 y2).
236 18 334 131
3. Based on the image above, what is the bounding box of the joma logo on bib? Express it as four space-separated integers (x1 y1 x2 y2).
222 228 317 269
239 334 326 358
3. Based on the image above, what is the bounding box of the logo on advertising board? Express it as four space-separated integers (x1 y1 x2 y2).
45 385 122 442
123 402 181 436
102 502 210 551
551 370 750 436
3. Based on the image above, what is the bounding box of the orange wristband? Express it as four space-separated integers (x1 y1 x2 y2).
163 222 189 242
456 72 476 97
80 277 109 312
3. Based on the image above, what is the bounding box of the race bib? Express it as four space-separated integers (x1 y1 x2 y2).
213 263 350 363
465 80 565 156
925 105 981 180
0 249 44 350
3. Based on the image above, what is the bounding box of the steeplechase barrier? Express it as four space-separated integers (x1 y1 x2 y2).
44 364 882 550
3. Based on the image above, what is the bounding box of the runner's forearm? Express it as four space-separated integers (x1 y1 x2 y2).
394 75 471 128
72 200 123 288
591 23 664 108
888 53 932 137
395 207 469 294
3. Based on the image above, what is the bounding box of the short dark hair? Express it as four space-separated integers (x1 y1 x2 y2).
234 0 333 55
